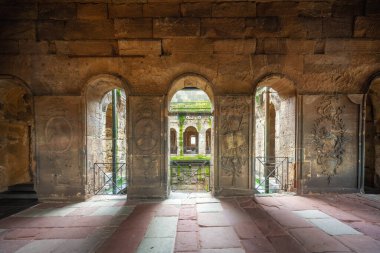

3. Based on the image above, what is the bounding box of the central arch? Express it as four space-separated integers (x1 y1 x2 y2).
166 73 215 193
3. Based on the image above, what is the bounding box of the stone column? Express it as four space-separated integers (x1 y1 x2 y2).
216 96 252 196
128 96 166 199
198 129 206 155
35 96 84 201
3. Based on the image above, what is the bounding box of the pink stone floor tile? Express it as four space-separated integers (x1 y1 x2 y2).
0 240 31 253
179 207 197 220
64 207 98 216
4 228 45 240
97 228 146 253
234 221 264 239
241 237 275 252
156 204 180 217
199 227 241 249
350 221 380 240
289 227 350 252
198 212 230 227
268 235 308 253
336 235 380 253
267 210 313 228
177 219 199 232
36 227 95 239
175 231 199 252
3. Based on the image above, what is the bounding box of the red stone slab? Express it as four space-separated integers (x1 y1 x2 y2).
267 210 313 228
268 235 308 253
37 227 95 239
350 221 380 240
175 231 198 252
179 207 197 220
289 228 350 252
336 235 380 253
177 219 199 232
233 221 263 239
4 228 46 240
0 239 31 253
156 205 180 217
97 228 146 253
241 237 275 252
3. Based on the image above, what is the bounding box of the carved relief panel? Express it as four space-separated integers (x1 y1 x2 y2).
218 96 251 189
130 96 163 188
35 96 83 199
301 95 361 192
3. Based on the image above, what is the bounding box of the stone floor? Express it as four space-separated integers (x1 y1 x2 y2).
0 193 380 253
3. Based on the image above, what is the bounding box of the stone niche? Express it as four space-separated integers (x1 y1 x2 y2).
0 81 33 192
301 94 362 193
35 96 84 200
128 96 166 199
216 95 252 195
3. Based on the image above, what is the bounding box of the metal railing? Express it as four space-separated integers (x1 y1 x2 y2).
93 163 127 195
170 160 210 191
254 157 289 193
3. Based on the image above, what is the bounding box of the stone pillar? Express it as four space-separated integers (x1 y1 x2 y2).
198 130 206 155
128 96 166 199
216 96 252 196
35 96 84 201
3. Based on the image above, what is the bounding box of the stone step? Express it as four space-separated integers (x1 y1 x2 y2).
8 183 35 192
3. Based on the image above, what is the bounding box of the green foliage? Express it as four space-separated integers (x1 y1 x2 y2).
170 154 211 161
170 101 212 113
178 114 186 156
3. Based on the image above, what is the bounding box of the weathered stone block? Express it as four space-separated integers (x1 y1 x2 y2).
298 1 332 17
0 4 37 20
37 21 65 40
153 18 200 38
118 40 161 55
0 41 19 54
257 1 298 16
332 0 365 17
55 41 115 56
143 3 180 17
212 2 256 17
201 18 245 38
109 4 143 18
325 39 380 54
162 38 213 54
38 3 76 20
366 0 380 16
19 41 49 55
280 17 322 39
0 21 35 40
213 39 256 54
181 2 211 17
77 3 107 20
323 17 352 38
245 17 280 37
354 17 380 38
64 20 115 40
115 18 152 38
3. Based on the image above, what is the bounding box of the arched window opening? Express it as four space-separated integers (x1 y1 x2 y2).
0 80 34 194
365 76 380 193
183 126 199 154
85 77 128 196
167 76 214 193
254 76 296 194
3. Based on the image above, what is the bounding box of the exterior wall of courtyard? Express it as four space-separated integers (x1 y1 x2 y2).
0 0 379 200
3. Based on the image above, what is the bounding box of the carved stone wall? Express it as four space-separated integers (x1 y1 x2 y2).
217 96 251 194
35 96 84 200
301 95 361 193
128 96 165 199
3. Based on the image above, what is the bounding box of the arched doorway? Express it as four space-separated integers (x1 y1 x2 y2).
0 77 35 196
84 75 128 196
365 75 380 193
254 75 297 193
183 126 199 154
167 74 214 193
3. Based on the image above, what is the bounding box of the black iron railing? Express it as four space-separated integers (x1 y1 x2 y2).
93 163 127 195
254 157 289 193
170 160 210 191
